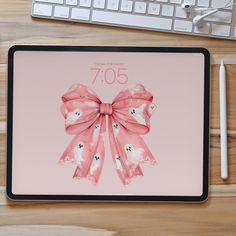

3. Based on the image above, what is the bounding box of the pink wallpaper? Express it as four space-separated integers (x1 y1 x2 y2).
12 51 205 196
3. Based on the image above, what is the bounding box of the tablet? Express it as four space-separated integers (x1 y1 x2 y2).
7 46 210 202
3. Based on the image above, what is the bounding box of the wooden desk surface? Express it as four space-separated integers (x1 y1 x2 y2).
0 1 236 235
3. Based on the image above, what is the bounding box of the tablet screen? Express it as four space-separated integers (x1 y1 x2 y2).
7 46 210 201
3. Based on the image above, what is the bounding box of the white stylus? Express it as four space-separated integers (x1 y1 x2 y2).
219 60 228 180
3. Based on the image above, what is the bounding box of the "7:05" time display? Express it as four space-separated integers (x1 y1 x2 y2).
91 68 128 85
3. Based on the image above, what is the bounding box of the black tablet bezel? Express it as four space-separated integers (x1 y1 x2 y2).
6 45 210 202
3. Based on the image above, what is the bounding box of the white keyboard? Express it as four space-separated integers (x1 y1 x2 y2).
32 0 236 40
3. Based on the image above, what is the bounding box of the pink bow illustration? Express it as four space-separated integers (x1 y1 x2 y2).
59 84 157 185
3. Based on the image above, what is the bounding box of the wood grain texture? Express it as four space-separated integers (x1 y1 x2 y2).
0 196 236 235
0 225 114 236
0 134 6 186
211 65 236 131
1 0 236 235
0 66 7 122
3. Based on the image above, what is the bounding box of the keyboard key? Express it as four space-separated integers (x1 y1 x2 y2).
33 3 52 16
211 24 231 36
80 0 91 7
194 23 210 34
107 0 119 10
170 0 181 4
35 0 63 3
175 6 187 18
54 6 70 18
93 0 105 9
211 0 233 10
92 10 172 30
174 20 193 32
147 3 160 15
156 0 168 2
187 0 196 5
205 11 232 24
197 0 209 7
162 5 174 17
71 8 90 20
134 2 147 14
66 0 77 5
120 0 133 12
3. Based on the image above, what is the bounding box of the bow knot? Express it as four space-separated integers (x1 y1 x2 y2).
59 84 157 185
100 103 113 115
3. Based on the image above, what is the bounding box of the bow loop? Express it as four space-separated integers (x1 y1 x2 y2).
61 84 101 135
113 84 153 103
62 84 101 103
111 84 156 134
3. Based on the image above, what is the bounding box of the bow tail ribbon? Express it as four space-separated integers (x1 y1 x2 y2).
108 116 142 185
60 116 106 184
108 116 156 184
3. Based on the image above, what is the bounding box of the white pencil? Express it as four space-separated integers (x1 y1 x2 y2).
219 59 228 180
